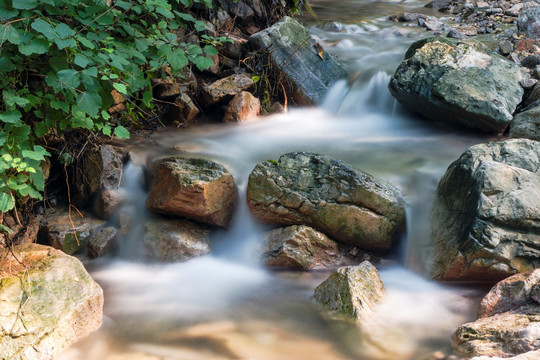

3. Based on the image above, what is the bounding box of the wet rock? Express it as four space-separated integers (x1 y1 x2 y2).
41 207 106 255
477 270 540 318
246 152 406 251
432 139 540 282
146 157 237 228
456 25 478 36
390 13 427 22
389 37 527 133
201 73 254 105
88 226 117 258
72 145 123 206
218 0 254 23
223 91 261 122
447 29 468 39
471 351 540 360
506 3 524 17
509 104 540 141
94 188 129 219
260 225 363 270
520 78 538 90
249 17 346 104
524 83 540 107
425 0 452 10
314 261 385 323
499 40 514 56
452 311 540 358
518 2 540 39
419 17 444 31
169 93 200 124
143 217 210 262
0 244 103 360
521 55 540 69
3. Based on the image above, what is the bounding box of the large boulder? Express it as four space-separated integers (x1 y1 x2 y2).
246 152 405 251
146 157 237 228
249 16 346 104
471 351 540 360
260 225 364 270
0 244 103 360
452 271 540 358
389 37 527 133
314 261 385 323
432 139 540 282
143 217 210 262
509 105 540 141
518 2 540 39
40 207 106 255
72 145 123 206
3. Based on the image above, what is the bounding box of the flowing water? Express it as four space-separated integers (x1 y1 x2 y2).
59 2 501 359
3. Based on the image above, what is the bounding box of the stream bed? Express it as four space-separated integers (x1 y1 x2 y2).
58 1 501 359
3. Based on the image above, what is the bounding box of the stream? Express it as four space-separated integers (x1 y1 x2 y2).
58 1 501 359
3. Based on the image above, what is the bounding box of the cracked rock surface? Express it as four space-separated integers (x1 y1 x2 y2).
246 152 405 251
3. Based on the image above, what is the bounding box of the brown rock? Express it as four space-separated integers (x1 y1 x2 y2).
146 157 237 228
169 93 200 125
143 217 210 262
223 91 261 122
0 244 103 360
457 26 478 36
94 188 129 219
201 73 254 105
477 270 540 318
260 225 364 270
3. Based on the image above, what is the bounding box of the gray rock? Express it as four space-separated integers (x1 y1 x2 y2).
88 226 117 258
201 73 254 106
0 244 103 360
389 13 427 22
520 78 538 90
260 225 364 270
143 217 210 262
499 40 514 56
218 0 254 23
249 17 346 104
447 29 468 39
94 188 129 219
425 0 452 10
41 207 106 255
432 139 540 282
389 37 527 133
510 105 540 141
418 17 444 31
146 157 237 228
72 145 123 206
246 152 406 251
518 2 540 38
314 262 385 323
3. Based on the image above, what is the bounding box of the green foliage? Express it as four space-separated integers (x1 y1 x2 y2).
0 0 222 215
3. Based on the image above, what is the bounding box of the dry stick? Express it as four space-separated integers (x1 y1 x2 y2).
63 166 81 246
280 81 288 112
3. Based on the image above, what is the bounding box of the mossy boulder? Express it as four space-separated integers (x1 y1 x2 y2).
314 261 385 323
249 16 346 104
146 157 237 228
432 139 540 282
389 37 527 133
247 152 405 251
0 244 103 360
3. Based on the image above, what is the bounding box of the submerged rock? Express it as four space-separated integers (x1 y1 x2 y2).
314 261 385 322
143 217 210 262
247 152 405 251
0 244 103 360
146 157 237 228
453 271 540 358
510 105 540 141
41 207 106 255
389 37 526 133
260 225 363 270
249 17 346 104
432 139 540 282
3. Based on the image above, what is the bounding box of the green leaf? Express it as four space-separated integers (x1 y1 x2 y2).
194 20 206 32
193 55 215 71
0 57 16 73
0 0 18 21
74 54 90 68
30 169 45 191
0 223 14 234
0 191 14 212
51 100 69 112
55 22 75 39
203 45 218 56
12 0 36 10
57 69 81 88
83 67 98 78
11 125 31 140
19 38 49 55
0 110 22 124
31 18 56 40
54 37 77 50
167 48 188 73
34 121 50 138
102 124 111 136
114 125 130 139
113 83 128 95
4 91 30 107
76 91 102 117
